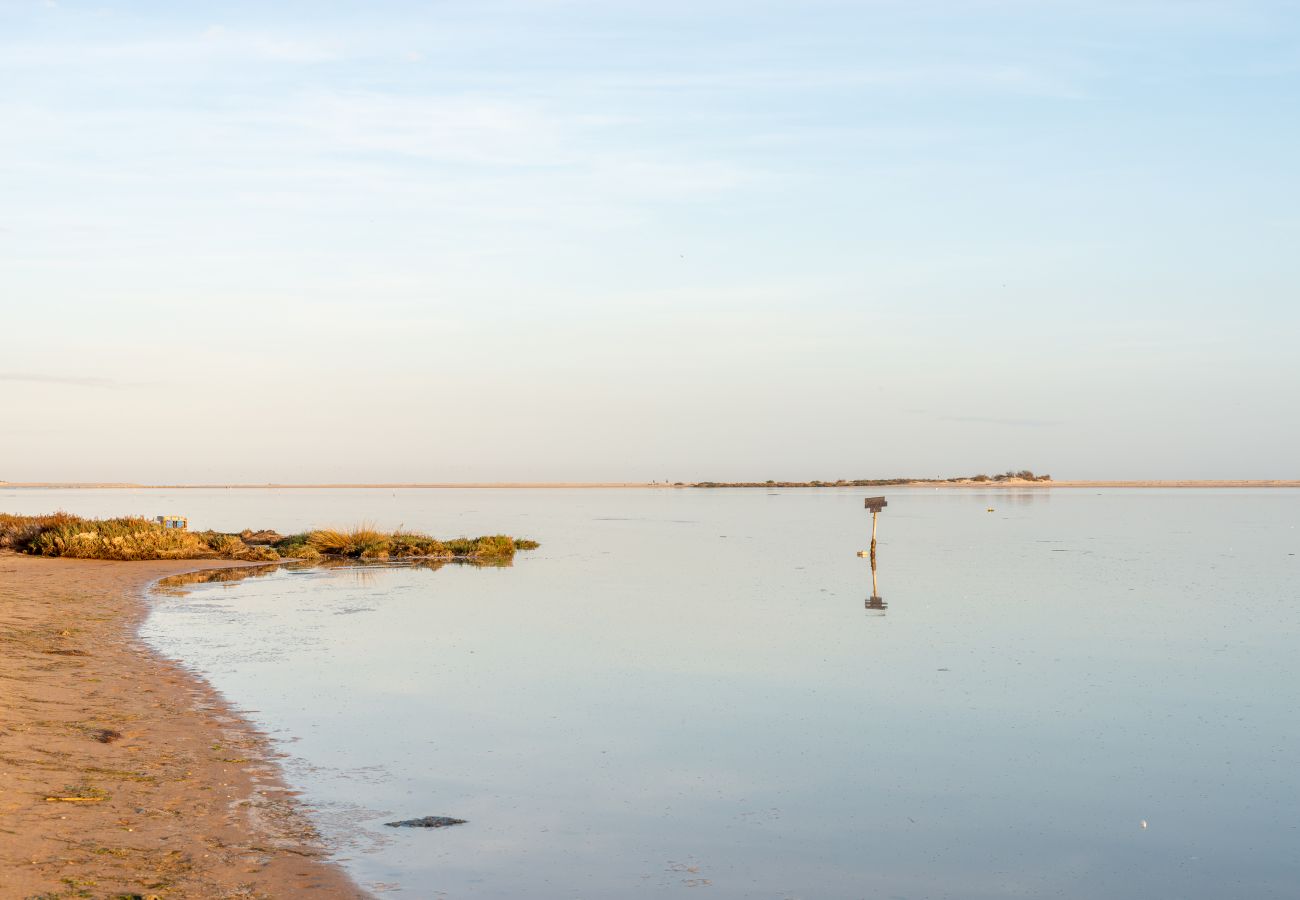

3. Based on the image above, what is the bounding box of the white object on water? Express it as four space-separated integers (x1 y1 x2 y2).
1140 820 1148 829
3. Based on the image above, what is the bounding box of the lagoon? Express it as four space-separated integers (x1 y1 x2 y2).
7 486 1299 897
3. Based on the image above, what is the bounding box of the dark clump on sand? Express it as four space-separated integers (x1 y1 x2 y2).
386 816 468 828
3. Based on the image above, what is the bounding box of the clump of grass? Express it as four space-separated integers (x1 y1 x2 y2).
468 534 521 557
308 525 391 557
268 533 322 560
197 532 278 562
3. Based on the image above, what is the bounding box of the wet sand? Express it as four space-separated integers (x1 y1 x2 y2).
0 552 364 899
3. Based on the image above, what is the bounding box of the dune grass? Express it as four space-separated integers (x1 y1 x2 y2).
0 513 538 563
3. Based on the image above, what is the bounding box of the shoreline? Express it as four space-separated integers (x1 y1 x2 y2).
0 552 365 898
3 480 1299 490
892 479 1300 488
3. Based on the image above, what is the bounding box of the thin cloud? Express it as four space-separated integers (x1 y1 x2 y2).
0 29 337 68
589 63 1086 99
940 415 1063 428
0 373 116 387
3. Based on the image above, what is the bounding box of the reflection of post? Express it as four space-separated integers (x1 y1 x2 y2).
865 554 886 611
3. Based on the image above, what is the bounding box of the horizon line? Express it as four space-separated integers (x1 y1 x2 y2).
4 480 1300 490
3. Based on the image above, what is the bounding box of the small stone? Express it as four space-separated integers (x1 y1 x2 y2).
385 816 467 828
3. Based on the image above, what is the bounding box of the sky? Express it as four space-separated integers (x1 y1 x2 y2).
2 0 1298 482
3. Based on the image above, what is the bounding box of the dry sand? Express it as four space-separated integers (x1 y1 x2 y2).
0 552 364 899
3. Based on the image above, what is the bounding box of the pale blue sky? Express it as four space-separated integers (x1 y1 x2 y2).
2 0 1298 481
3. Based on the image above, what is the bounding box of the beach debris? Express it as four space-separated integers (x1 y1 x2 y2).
47 783 110 803
385 815 467 828
45 796 105 803
91 728 122 744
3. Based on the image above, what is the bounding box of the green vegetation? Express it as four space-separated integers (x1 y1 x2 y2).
0 513 278 562
0 513 538 563
287 525 529 560
693 471 1051 487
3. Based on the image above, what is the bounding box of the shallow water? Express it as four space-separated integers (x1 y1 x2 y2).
7 487 1300 897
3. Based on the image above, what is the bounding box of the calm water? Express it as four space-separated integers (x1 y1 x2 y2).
6 487 1300 898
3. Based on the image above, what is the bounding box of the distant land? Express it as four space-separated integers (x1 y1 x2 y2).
3 476 1299 490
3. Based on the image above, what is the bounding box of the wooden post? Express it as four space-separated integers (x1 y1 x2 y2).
863 496 886 564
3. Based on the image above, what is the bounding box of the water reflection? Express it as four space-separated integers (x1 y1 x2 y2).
967 488 1052 506
154 556 511 596
155 563 294 595
856 546 885 613
865 554 886 614
865 555 886 613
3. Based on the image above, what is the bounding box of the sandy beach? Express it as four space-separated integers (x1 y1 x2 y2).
0 552 363 899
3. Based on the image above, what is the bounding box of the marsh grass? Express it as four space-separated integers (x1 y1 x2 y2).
0 513 276 561
268 533 321 560
297 525 530 561
307 525 391 557
1 513 538 564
